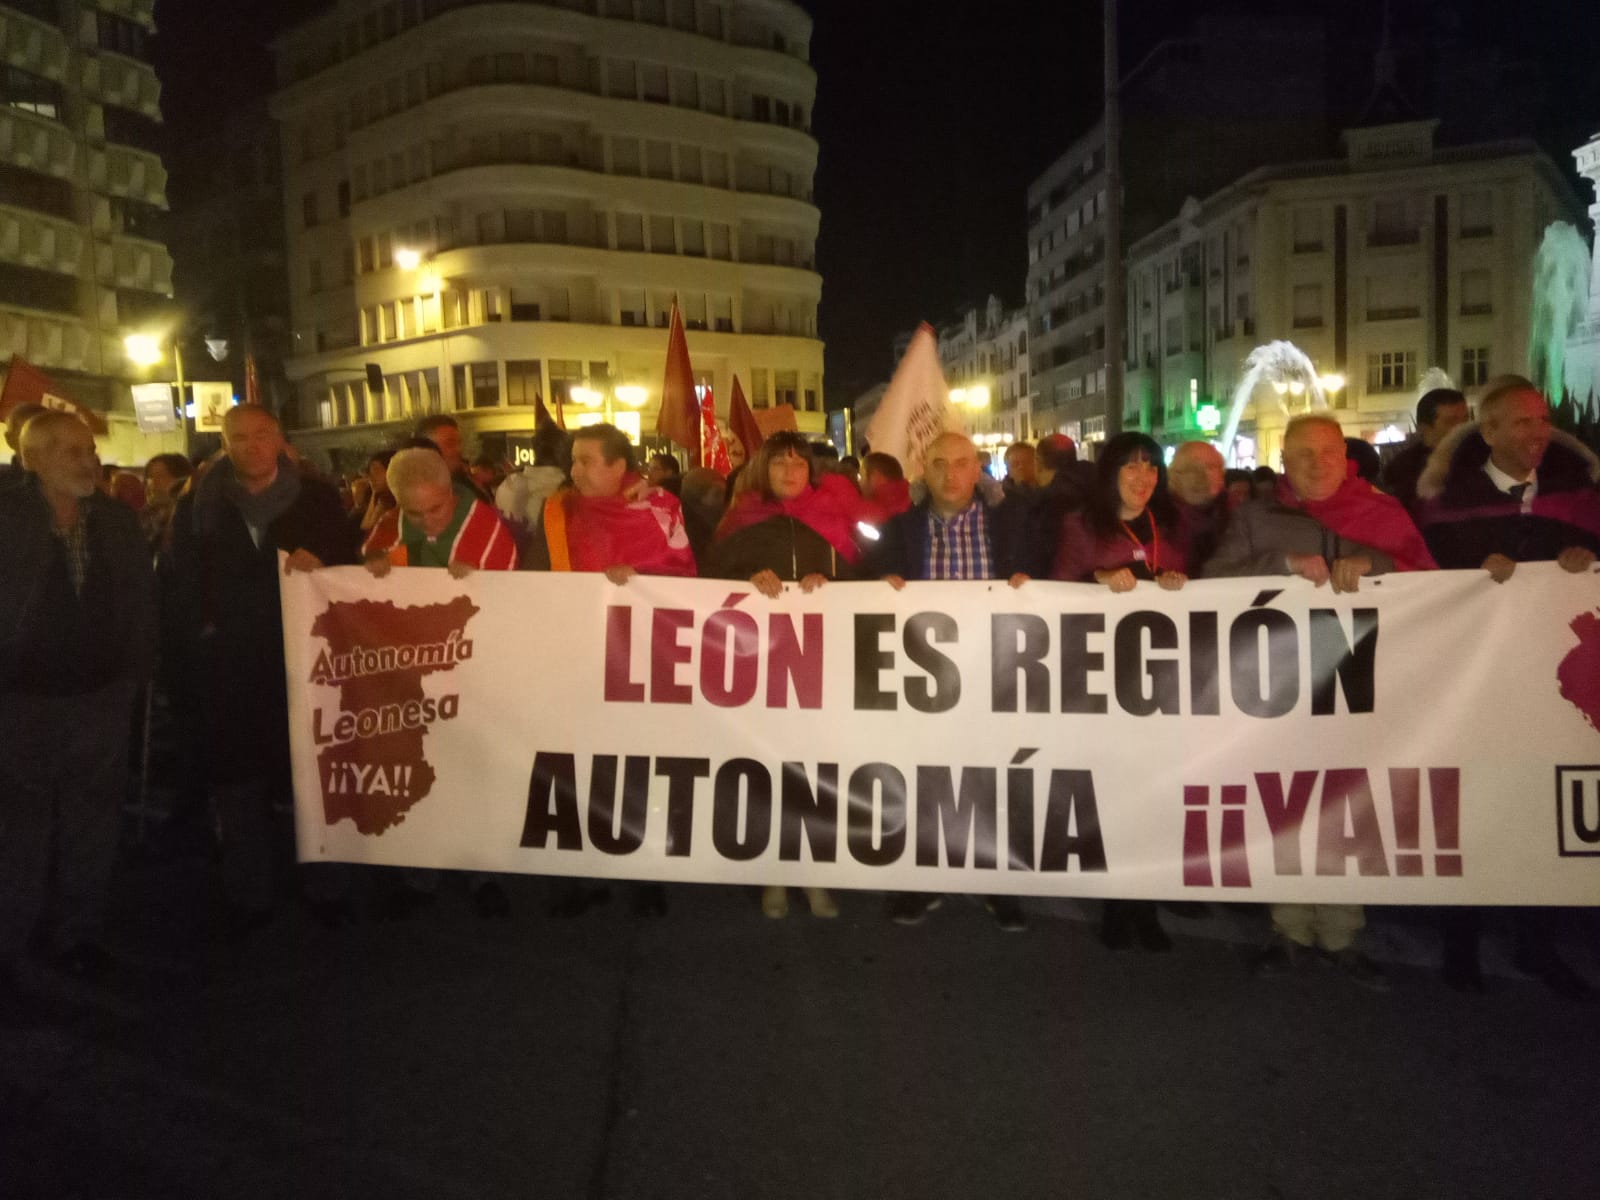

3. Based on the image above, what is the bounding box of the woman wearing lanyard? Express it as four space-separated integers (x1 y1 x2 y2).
1051 431 1190 952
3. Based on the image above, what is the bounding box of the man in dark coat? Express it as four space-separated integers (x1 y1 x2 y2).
1 412 155 996
1416 376 1600 578
1380 387 1469 513
867 432 1032 931
167 405 357 931
1414 376 1598 999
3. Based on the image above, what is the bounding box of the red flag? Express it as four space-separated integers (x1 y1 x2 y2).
0 355 108 435
727 375 764 462
535 391 554 428
244 353 262 408
699 383 732 476
655 302 699 457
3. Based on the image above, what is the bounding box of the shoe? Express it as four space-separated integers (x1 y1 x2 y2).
1099 903 1133 951
887 893 940 926
985 896 1028 932
803 887 839 919
1515 952 1593 1001
54 943 115 980
1442 954 1485 995
762 885 790 919
472 880 512 919
306 897 352 930
1134 906 1172 953
1330 947 1390 992
547 883 609 918
381 886 436 922
1251 935 1311 977
630 883 668 917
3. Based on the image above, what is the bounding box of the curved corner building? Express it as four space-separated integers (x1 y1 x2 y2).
271 0 823 465
0 0 177 464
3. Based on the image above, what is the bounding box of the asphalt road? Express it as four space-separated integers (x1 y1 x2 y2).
2 847 1597 1200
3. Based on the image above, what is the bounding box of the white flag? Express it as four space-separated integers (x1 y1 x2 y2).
865 322 959 481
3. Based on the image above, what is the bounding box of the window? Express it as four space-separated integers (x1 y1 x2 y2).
1370 197 1418 246
506 360 541 405
377 232 393 268
751 368 770 406
1461 346 1490 387
509 288 540 321
608 60 638 99
1163 316 1182 356
1460 269 1492 316
1292 283 1323 328
612 138 641 176
302 192 319 228
1367 350 1417 393
704 77 727 115
1292 207 1322 253
505 209 538 242
679 146 702 184
751 95 771 122
709 224 731 259
619 288 647 326
681 220 705 256
704 152 728 188
648 215 675 254
1366 274 1418 321
1460 191 1493 239
615 213 645 251
713 296 734 332
672 69 699 109
548 360 585 405
469 362 499 407
541 210 568 244
645 140 673 180
640 63 669 103
358 236 375 273
308 259 323 294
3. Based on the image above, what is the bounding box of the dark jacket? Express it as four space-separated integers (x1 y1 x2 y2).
1378 438 1431 513
0 476 156 695
706 516 857 583
867 495 1034 581
1201 500 1398 578
166 461 357 782
1415 425 1600 568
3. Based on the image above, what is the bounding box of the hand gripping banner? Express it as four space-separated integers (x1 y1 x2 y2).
282 561 1600 905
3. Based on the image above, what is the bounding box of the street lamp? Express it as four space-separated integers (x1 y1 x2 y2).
394 246 423 271
571 381 648 442
949 384 991 409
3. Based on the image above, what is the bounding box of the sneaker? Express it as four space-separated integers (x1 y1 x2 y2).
802 887 838 919
762 885 790 919
887 893 940 926
1515 952 1593 1001
1330 947 1391 992
1251 935 1311 977
472 880 512 919
630 883 668 917
985 896 1028 932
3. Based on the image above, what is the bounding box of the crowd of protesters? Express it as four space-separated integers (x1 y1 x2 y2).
2 373 1598 1022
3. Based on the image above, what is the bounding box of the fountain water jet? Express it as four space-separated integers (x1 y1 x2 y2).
1218 340 1327 466
1529 222 1593 415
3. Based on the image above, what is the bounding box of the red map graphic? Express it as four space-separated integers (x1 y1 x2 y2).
309 596 479 834
1557 611 1600 733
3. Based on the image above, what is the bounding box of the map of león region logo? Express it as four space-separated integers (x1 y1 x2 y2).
308 596 480 834
1557 609 1600 733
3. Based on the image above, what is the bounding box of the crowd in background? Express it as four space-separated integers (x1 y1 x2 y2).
2 373 1598 1024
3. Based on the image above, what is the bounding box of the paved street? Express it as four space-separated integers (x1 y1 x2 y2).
2 839 1597 1200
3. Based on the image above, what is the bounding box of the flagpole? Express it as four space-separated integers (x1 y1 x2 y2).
1102 0 1124 440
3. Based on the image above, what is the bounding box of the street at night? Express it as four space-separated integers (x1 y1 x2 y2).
2 852 1598 1199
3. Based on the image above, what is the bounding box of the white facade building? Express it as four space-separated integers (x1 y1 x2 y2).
932 295 1031 451
0 0 181 464
1123 120 1585 467
270 0 824 464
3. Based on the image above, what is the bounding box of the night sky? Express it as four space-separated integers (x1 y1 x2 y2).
151 0 1599 407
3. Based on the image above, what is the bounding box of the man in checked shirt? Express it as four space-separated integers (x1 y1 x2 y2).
867 431 1036 931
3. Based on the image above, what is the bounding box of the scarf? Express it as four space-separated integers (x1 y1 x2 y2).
195 453 302 539
714 473 865 564
1277 475 1436 572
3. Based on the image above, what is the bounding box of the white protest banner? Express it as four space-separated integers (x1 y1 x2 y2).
282 562 1600 905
